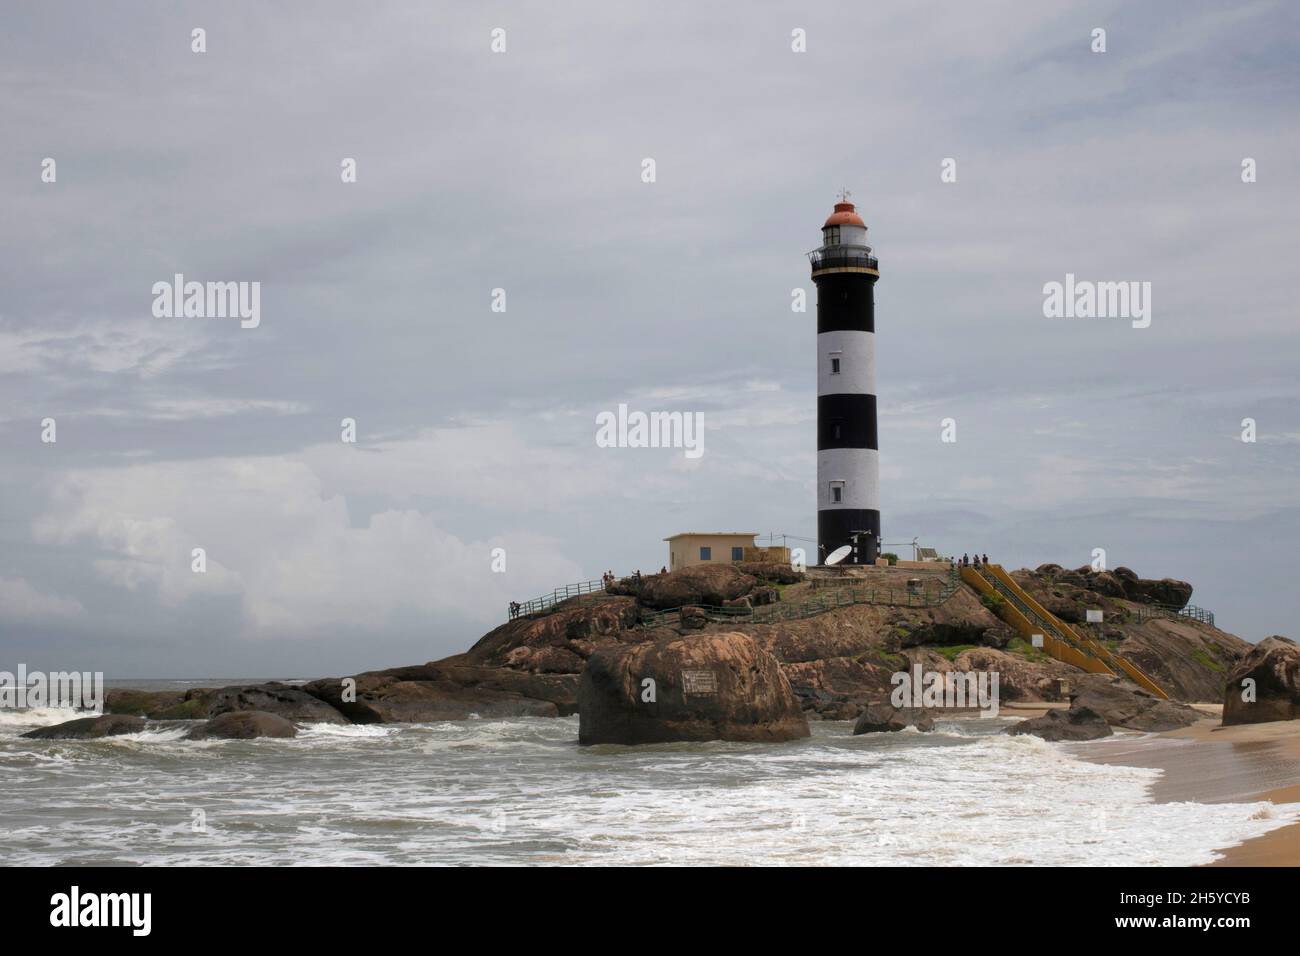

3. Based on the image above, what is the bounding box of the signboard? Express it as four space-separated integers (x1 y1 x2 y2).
1086 609 1103 624
681 669 718 697
1031 633 1044 648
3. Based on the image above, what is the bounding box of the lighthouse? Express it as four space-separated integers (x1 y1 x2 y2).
808 194 880 565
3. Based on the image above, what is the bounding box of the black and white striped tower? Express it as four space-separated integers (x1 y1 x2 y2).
808 194 880 565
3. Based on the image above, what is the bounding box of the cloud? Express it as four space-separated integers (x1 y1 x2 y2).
31 448 585 638
1 1 1298 671
0 577 84 624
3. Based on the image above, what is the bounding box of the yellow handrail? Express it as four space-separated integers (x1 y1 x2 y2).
978 564 1169 700
959 566 1113 675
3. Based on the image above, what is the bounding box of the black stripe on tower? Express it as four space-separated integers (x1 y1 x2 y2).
815 274 875 334
817 394 878 450
818 509 881 562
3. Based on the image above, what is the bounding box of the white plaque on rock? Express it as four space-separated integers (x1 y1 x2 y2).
681 669 718 697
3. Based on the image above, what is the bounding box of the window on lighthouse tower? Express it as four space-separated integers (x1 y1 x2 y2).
831 482 844 504
823 225 840 246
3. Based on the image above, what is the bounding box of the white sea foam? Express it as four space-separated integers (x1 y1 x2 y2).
0 705 89 734
298 722 396 739
1 715 1296 865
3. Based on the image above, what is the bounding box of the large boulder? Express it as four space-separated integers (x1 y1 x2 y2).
1222 636 1300 726
636 565 758 610
852 703 934 734
207 683 349 724
1123 576 1194 609
186 710 298 740
22 714 146 740
1070 680 1203 731
578 631 809 745
1007 705 1113 741
302 670 557 723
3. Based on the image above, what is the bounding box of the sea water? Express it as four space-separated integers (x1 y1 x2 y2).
1 684 1296 866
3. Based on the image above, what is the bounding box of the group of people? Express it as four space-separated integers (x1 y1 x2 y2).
508 600 522 619
954 553 990 569
601 567 669 591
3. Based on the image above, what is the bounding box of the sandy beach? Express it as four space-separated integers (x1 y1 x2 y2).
1078 710 1300 866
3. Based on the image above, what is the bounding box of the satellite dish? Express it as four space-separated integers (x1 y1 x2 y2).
825 545 853 566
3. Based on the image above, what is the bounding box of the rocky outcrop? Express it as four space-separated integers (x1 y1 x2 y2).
1027 564 1193 612
951 648 1076 701
1070 679 1203 731
1104 621 1245 703
95 561 1248 730
461 597 637 671
207 683 349 724
1130 579 1195 608
636 564 759 610
893 620 993 649
186 710 298 740
852 704 934 734
679 607 709 629
303 668 558 723
105 688 212 719
1007 705 1112 741
734 562 803 585
1222 636 1300 726
426 664 580 716
794 688 861 721
22 714 146 740
577 631 809 745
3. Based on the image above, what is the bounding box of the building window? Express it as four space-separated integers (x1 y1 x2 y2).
731 546 744 561
699 546 712 561
830 357 841 375
823 225 840 246
831 482 844 504
833 423 842 440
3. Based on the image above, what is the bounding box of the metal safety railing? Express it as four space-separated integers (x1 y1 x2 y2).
807 248 879 273
1135 604 1216 627
509 578 611 619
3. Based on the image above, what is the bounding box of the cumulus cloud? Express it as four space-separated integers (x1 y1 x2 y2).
32 451 585 638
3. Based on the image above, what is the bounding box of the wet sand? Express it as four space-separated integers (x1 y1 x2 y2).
1078 712 1300 866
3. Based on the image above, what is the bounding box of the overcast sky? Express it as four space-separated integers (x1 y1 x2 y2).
2 1 1297 677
